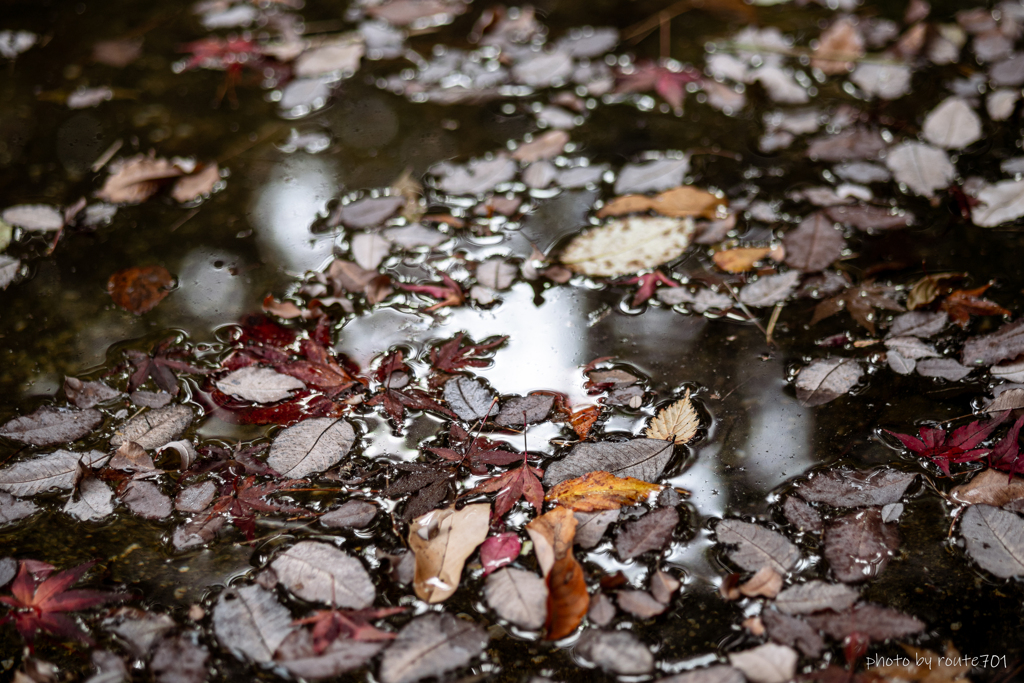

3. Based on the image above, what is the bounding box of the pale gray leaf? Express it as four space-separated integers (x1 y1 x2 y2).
888 310 948 338
103 607 176 657
0 256 19 290
824 508 899 583
320 499 378 528
556 164 607 188
804 603 924 641
992 359 1024 383
887 350 915 374
658 665 745 683
922 97 982 149
511 51 573 87
1 204 63 231
213 584 294 663
352 232 391 270
884 336 938 360
64 377 121 409
271 541 375 608
729 643 798 683
774 580 859 615
760 610 824 657
383 223 447 249
484 567 547 629
961 504 1024 577
131 391 173 408
434 155 516 195
615 507 679 560
215 366 305 404
716 519 800 573
617 590 666 618
443 377 497 421
881 502 903 522
175 481 216 513
378 613 488 683
64 478 114 521
110 405 192 450
783 495 821 532
806 127 886 161
335 196 404 229
476 258 516 290
587 592 616 626
795 468 916 508
795 358 862 407
916 357 971 381
495 394 554 426
886 142 954 197
523 160 556 188
151 633 209 683
574 509 619 549
267 418 355 479
0 449 108 496
576 629 654 675
850 62 911 99
971 178 1024 227
0 558 15 587
279 635 384 679
172 511 224 551
984 387 1024 413
614 157 689 194
543 438 674 485
0 406 103 446
84 650 127 683
556 27 618 57
121 480 172 519
963 319 1024 366
0 490 38 523
738 271 801 307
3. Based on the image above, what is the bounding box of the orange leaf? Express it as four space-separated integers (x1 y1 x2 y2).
544 553 589 640
545 471 662 511
107 265 173 314
649 186 726 219
712 247 772 273
525 506 577 576
568 405 601 439
595 195 653 218
940 284 1010 328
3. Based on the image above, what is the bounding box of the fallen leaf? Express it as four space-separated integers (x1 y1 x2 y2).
739 566 783 598
889 310 948 338
615 507 679 560
63 478 114 522
599 186 725 220
484 567 547 629
795 358 863 406
576 629 654 674
922 97 982 149
963 318 1024 366
63 378 120 409
783 213 846 273
645 389 699 443
824 204 913 231
617 589 666 618
433 155 516 195
885 416 1003 475
850 62 912 99
760 610 824 658
120 480 172 520
716 519 801 573
545 471 662 511
560 216 696 277
713 247 773 273
971 178 1024 227
479 532 521 575
0 450 108 496
812 17 864 74
544 553 589 640
774 581 859 615
0 491 37 524
824 508 899 583
476 258 517 290
960 504 1024 577
659 666 745 683
512 130 569 162
277 634 385 680
294 33 364 78
940 284 1010 327
1 204 63 231
804 603 924 641
526 506 577 576
443 377 497 421
271 542 375 608
175 481 216 513
320 500 378 528
0 406 103 447
377 613 487 683
886 142 954 198
739 271 802 307
151 634 209 683
267 418 355 479
107 266 174 314
783 496 822 532
215 366 306 404
795 468 916 508
728 643 798 683
543 438 674 485
171 164 220 202
574 509 619 548
332 196 405 229
97 154 186 204
811 279 902 335
110 405 192 450
806 128 887 162
495 394 554 426
213 584 294 663
951 468 1024 507
409 503 489 603
351 233 392 271
916 357 971 381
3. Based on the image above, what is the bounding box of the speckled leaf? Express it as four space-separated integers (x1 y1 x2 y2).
271 541 375 607
560 217 696 277
110 405 192 450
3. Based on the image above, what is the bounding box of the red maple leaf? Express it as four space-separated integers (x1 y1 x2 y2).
397 273 465 311
989 413 1024 476
294 607 406 655
465 451 544 518
885 414 1007 475
426 422 521 475
366 350 455 426
209 475 308 541
618 270 679 307
615 60 703 113
126 338 206 395
429 333 508 374
939 283 1010 328
0 560 124 650
179 36 262 72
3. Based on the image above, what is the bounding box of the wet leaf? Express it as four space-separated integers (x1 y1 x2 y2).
824 509 899 583
811 280 902 335
151 634 209 683
1 204 63 232
267 418 355 479
922 97 982 149
63 478 114 522
560 217 696 277
172 511 225 551
320 500 378 528
409 503 489 603
738 566 783 598
806 128 887 162
485 567 547 629
812 17 864 74
295 34 364 78
443 377 497 421
615 507 679 560
271 541 375 608
476 258 517 290
0 406 103 446
215 366 306 404
120 480 172 520
916 357 971 381
512 131 569 162
885 416 1003 475
760 610 824 658
277 635 385 679
888 310 948 338
795 358 863 407
728 643 798 683
86 650 128 683
574 509 619 548
824 204 913 231
351 233 391 270
0 491 38 524
213 584 294 663
175 481 216 513
495 394 554 426
377 613 487 683
0 449 108 496
886 142 954 197
952 469 1024 507
713 247 772 273
783 213 846 273
480 532 521 575
599 186 725 220
795 468 916 508
543 438 674 485
783 496 822 532
171 164 220 203
111 405 192 450
804 603 925 641
850 62 912 99
884 336 938 360
333 196 405 229
963 319 1024 366
433 155 516 195
940 284 1010 328
544 553 589 640
526 506 577 576
739 271 801 307
546 471 662 511
618 589 666 618
97 155 186 204
577 629 654 674
64 378 120 410
775 581 859 615
960 504 1024 577
645 390 699 443
971 179 1024 227
659 666 744 683
716 519 800 573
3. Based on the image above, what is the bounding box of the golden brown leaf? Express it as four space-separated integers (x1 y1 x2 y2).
906 272 963 310
644 389 698 444
595 195 654 218
568 405 601 439
940 284 1010 328
545 471 662 511
713 247 772 273
650 186 726 219
544 553 589 640
107 265 173 314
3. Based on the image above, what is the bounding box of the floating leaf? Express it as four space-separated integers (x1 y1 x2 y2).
63 478 114 522
739 271 801 307
963 319 1024 367
544 552 589 640
972 178 1024 227
576 629 654 674
804 603 924 641
409 504 489 603
0 449 108 496
320 500 378 529
271 542 375 608
886 142 954 197
951 469 1024 507
543 438 673 486
1 204 63 231
64 378 120 409
121 480 172 519
574 509 619 548
267 418 355 479
545 471 662 511
615 507 679 560
783 213 845 273
215 366 306 404
795 358 862 407
795 468 916 508
110 405 192 450
443 377 497 421
645 390 699 443
377 613 487 683
728 643 798 683
495 394 554 426
614 158 689 194
922 97 982 149
0 406 103 446
716 519 800 573
782 496 821 532
151 634 209 683
761 610 824 657
824 508 899 583
775 581 859 615
560 217 696 277
0 491 37 524
960 504 1024 577
213 584 293 663
484 567 547 629
107 265 175 315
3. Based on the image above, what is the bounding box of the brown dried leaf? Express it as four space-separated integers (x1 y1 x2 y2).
645 389 699 443
108 266 173 314
409 504 489 603
713 247 773 273
545 471 662 511
97 154 185 204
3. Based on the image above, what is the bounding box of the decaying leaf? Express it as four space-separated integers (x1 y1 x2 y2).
0 450 108 496
795 468 916 508
823 508 899 583
560 217 696 277
111 405 192 450
951 468 1024 507
0 406 103 447
267 418 355 479
213 584 293 664
615 507 679 560
271 542 375 608
97 154 187 204
716 519 800 574
484 567 547 630
409 504 489 603
795 358 863 406
960 504 1024 578
545 471 662 511
576 629 654 674
774 581 859 615
377 613 487 683
543 438 674 485
645 389 699 443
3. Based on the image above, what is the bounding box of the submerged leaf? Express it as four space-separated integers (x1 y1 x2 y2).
271 542 375 608
110 405 192 450
961 504 1024 577
0 450 108 496
485 567 547 629
213 585 293 664
0 406 103 447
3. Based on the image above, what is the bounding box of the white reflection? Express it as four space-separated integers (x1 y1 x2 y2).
251 155 339 273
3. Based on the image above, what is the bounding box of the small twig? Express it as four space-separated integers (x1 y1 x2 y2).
721 280 771 344
765 302 783 345
622 0 693 43
91 139 123 172
169 207 200 233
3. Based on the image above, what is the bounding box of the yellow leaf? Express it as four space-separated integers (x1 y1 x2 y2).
713 247 773 273
649 186 726 219
645 389 699 443
545 471 663 512
595 194 654 218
